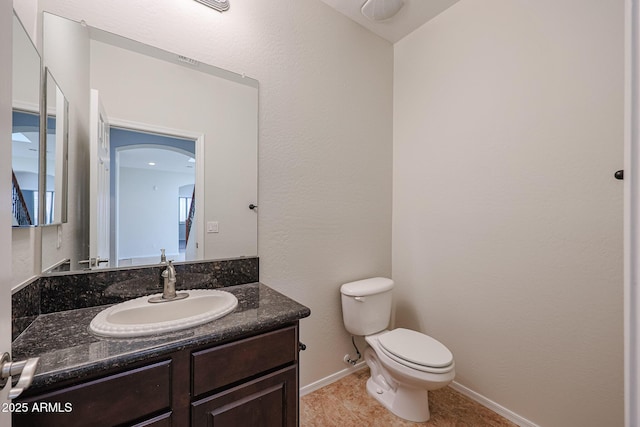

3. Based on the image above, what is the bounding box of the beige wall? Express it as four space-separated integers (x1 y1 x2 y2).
13 0 38 43
38 0 394 387
393 1 624 426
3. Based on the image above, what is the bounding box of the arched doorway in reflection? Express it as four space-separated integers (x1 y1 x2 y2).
111 127 196 266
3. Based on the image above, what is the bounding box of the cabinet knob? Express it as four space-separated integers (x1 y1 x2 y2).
615 170 624 180
298 342 307 352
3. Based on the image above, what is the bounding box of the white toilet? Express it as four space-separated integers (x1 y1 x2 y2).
340 277 455 422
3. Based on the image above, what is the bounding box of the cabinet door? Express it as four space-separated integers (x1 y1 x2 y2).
191 366 297 427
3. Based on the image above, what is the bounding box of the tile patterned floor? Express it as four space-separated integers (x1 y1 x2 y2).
300 368 518 427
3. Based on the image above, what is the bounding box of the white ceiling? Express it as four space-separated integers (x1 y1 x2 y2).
319 0 459 43
119 147 196 174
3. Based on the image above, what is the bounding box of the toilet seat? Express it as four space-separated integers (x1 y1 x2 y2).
377 328 454 374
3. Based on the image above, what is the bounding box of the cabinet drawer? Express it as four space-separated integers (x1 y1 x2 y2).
192 326 297 396
14 360 172 427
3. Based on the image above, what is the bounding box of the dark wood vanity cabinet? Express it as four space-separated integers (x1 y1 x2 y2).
13 323 300 427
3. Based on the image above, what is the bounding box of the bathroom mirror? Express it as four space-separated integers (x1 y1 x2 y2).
40 12 258 273
42 69 69 225
11 13 41 227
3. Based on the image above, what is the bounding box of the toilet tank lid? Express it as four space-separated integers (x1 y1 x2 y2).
340 277 394 296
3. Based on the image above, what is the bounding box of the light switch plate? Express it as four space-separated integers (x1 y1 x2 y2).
207 221 219 233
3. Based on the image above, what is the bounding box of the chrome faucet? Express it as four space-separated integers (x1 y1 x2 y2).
148 260 189 303
162 260 177 299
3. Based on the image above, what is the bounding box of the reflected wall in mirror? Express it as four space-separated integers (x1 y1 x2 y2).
43 69 69 225
11 13 40 227
40 12 258 274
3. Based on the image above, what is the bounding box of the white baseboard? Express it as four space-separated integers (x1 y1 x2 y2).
300 366 539 427
300 361 367 397
449 381 540 427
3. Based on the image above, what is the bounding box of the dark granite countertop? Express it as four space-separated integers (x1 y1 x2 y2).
12 282 310 392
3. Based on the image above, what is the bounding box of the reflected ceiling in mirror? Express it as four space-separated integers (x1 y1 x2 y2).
40 13 258 274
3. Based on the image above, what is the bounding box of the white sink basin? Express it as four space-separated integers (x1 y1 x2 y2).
89 289 238 338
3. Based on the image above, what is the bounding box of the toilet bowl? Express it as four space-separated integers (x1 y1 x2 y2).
364 329 455 422
340 278 455 422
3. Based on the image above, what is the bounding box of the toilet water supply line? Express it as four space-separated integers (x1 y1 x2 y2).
344 336 362 365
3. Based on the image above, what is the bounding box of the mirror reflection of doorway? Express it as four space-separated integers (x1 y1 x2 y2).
111 127 196 267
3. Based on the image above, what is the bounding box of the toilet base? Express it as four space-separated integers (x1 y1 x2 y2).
366 376 430 422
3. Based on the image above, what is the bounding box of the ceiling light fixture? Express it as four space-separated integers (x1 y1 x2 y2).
361 0 405 22
193 0 229 13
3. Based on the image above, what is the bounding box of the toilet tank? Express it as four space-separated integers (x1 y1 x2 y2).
340 277 394 336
